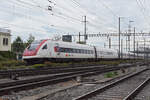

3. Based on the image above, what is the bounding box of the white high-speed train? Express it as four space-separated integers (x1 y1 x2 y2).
23 39 139 63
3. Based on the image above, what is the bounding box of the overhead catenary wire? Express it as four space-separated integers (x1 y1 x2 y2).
70 0 121 30
3 0 84 31
5 0 82 29
7 0 117 32
135 0 150 27
96 0 119 18
47 0 108 30
14 0 82 23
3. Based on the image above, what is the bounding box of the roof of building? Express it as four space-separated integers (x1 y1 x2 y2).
0 28 11 36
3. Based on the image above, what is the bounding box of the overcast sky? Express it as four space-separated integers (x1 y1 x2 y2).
0 0 150 51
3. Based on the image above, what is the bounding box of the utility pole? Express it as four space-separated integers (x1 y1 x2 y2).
109 38 111 49
144 38 146 59
133 27 136 60
118 17 121 59
126 32 128 52
104 43 106 48
128 20 134 52
137 42 139 57
83 16 88 44
121 39 123 59
79 32 81 43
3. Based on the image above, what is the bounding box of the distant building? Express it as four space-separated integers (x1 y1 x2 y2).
0 28 11 51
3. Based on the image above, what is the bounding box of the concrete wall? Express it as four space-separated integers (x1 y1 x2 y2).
0 33 11 51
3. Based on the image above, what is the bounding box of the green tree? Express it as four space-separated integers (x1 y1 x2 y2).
26 34 35 47
12 36 25 54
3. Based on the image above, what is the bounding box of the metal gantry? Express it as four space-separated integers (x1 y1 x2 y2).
70 32 150 59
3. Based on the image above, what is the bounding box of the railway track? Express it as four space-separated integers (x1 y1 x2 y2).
73 68 150 100
0 65 109 79
0 64 131 96
0 62 144 79
124 77 150 100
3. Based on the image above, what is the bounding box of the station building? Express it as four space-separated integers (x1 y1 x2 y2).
0 28 11 51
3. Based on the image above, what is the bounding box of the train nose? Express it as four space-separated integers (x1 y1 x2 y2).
23 49 37 56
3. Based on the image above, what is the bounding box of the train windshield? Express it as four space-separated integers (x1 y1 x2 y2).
27 40 43 51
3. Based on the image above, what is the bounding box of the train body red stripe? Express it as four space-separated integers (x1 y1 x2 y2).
23 39 48 56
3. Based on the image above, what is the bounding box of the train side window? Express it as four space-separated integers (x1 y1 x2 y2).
84 50 86 54
81 49 84 53
69 48 73 53
90 50 93 54
64 48 68 52
66 48 69 53
73 49 76 53
68 48 72 53
59 48 64 52
89 50 91 54
87 50 89 54
86 50 88 54
79 49 82 53
76 49 78 53
85 50 87 54
76 49 79 53
88 50 91 54
83 50 85 53
72 49 75 53
42 44 47 49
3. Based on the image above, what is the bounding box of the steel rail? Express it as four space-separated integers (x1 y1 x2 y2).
73 68 148 100
0 66 124 96
0 65 108 78
123 77 150 100
0 62 144 78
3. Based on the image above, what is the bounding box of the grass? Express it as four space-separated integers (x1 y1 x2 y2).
0 59 140 70
104 71 118 78
0 60 26 70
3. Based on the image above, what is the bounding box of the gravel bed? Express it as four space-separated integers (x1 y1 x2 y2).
1 80 78 100
134 81 150 100
39 66 147 100
41 82 105 100
0 79 15 84
89 69 150 100
83 67 138 81
0 65 147 100
82 65 140 83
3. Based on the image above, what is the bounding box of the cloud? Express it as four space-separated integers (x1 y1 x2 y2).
0 0 150 51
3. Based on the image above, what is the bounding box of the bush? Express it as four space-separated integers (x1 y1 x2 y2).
31 64 46 69
0 55 6 61
0 51 16 61
0 60 26 68
44 61 52 67
0 63 8 70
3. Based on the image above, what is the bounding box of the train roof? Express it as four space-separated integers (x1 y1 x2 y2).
49 40 94 48
35 39 119 52
95 46 118 52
